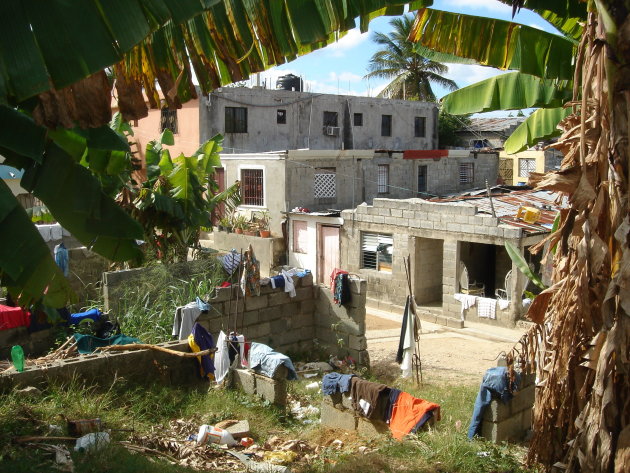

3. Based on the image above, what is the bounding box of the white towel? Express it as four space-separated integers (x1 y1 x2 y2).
498 299 510 310
172 302 201 340
454 293 477 320
281 270 296 298
214 331 230 384
477 297 497 319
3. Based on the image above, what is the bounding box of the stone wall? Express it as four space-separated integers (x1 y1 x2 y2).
480 371 536 443
314 278 369 366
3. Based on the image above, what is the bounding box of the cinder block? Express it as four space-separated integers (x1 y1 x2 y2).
268 292 291 306
232 369 256 396
299 273 314 287
244 295 268 311
242 310 259 325
294 287 313 301
253 373 287 406
482 399 511 422
357 418 389 439
349 334 367 351
480 413 523 443
510 384 535 413
320 400 357 431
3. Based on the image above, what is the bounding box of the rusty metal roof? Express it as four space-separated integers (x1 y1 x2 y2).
431 189 564 235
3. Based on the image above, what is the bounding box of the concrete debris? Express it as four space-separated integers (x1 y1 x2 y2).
15 386 42 398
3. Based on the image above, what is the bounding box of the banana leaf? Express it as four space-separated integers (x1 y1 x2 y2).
504 107 573 154
497 0 587 20
410 8 575 80
441 72 572 115
0 180 76 308
504 241 546 290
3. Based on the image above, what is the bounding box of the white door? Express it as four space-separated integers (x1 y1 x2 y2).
318 226 340 285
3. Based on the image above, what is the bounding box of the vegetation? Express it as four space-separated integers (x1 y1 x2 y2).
437 111 470 148
364 15 457 101
0 375 529 473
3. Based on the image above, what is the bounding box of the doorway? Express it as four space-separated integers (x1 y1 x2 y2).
318 225 340 285
414 237 444 304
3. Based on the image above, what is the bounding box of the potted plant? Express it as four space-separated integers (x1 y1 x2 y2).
218 216 232 233
243 220 258 236
233 215 247 234
256 210 271 238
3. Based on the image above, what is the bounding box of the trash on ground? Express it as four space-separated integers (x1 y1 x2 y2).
305 381 320 390
74 432 110 452
196 424 238 447
67 418 102 437
290 401 320 420
215 419 251 439
228 449 291 473
263 450 298 465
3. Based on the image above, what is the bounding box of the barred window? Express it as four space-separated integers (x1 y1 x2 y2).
519 158 536 177
314 168 336 200
241 169 264 206
378 164 389 194
292 220 308 253
459 163 474 184
354 113 363 126
361 233 393 273
323 111 338 127
414 116 426 137
225 107 247 133
160 108 178 134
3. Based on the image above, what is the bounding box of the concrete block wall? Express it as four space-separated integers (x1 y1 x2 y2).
0 340 199 392
212 232 285 277
197 273 316 357
480 372 536 443
321 392 390 438
314 278 369 366
341 198 532 327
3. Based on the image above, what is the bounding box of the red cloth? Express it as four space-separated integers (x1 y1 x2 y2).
329 268 348 292
0 305 31 331
389 392 440 440
219 282 232 288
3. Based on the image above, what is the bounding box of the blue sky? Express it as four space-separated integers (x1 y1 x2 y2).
246 0 559 116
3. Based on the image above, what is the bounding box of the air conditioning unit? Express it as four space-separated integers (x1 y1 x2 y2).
325 126 340 136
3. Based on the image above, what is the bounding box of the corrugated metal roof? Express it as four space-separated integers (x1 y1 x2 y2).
467 117 526 133
431 189 564 235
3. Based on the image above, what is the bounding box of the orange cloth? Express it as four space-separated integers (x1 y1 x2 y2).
389 392 440 440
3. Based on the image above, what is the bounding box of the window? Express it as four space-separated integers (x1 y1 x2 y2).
519 158 536 177
225 106 247 133
277 109 286 124
418 165 427 193
323 111 338 127
353 113 363 126
241 169 264 206
459 163 474 184
314 168 336 200
414 116 426 137
160 108 178 133
377 164 389 193
361 233 393 273
381 114 392 136
292 221 308 253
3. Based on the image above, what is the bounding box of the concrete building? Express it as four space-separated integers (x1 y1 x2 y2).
338 189 561 327
199 87 438 153
456 117 526 149
218 149 499 237
499 149 564 186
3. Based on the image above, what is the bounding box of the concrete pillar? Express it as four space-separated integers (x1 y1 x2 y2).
442 239 459 312
508 241 525 326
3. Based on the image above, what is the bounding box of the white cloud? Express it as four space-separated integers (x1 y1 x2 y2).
327 71 363 83
443 63 506 90
323 29 370 57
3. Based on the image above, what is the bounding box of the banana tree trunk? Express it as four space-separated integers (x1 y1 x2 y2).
515 4 630 472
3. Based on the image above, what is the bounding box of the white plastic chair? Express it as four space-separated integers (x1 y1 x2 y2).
495 269 513 302
459 262 485 296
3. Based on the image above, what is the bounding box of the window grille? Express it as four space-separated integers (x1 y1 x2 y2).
160 108 178 133
314 169 336 199
378 164 389 193
361 233 393 273
241 169 264 206
292 221 308 253
459 163 474 184
381 114 392 136
225 107 248 133
354 113 363 126
414 116 426 137
519 158 537 177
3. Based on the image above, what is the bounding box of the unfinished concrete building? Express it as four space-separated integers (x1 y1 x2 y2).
199 87 437 153
338 190 560 327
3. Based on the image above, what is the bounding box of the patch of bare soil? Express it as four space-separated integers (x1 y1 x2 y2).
368 334 516 385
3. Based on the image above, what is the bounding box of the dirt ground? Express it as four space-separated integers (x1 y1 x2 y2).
365 313 521 386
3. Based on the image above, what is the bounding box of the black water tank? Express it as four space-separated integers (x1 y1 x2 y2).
276 74 303 92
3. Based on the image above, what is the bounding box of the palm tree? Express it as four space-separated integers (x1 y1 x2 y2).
364 15 457 101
